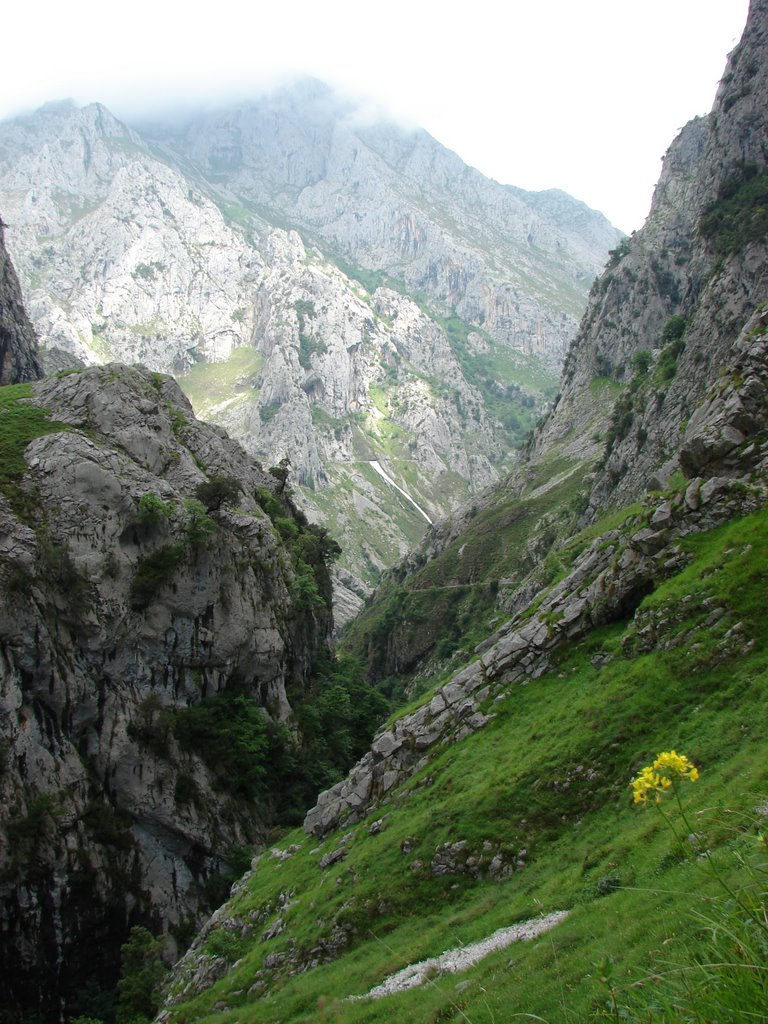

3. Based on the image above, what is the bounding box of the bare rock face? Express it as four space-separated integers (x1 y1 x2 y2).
535 0 768 512
0 364 332 1020
140 79 621 368
0 102 259 375
0 220 42 384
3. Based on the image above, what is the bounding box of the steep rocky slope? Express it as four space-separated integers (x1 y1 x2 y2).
540 1 768 514
140 79 620 367
342 0 768 683
0 359 339 1020
0 91 617 621
0 220 42 384
155 6 768 1020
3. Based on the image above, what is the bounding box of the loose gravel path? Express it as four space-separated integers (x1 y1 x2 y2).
352 910 569 1000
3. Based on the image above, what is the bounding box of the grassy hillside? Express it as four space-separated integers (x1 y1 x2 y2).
341 448 595 692
161 502 768 1024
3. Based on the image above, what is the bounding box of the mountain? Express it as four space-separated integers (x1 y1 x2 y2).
0 90 621 623
341 0 768 685
155 4 768 1022
138 79 619 365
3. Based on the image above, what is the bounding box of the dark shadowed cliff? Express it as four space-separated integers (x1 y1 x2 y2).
0 221 42 384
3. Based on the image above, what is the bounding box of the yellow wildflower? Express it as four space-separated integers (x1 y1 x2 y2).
631 750 699 804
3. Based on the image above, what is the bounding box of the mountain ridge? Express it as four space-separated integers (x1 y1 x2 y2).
0 88 619 622
139 80 618 350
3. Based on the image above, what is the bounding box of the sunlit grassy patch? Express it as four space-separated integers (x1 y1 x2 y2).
0 383 70 516
177 346 264 417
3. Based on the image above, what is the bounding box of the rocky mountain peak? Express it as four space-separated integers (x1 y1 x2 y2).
528 0 768 515
139 82 621 332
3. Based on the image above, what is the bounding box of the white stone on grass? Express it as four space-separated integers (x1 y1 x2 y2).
350 911 568 1000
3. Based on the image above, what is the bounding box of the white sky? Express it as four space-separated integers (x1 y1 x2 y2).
2 0 750 232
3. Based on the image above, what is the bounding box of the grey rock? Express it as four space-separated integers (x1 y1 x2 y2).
372 731 400 758
685 478 703 511
650 501 673 528
0 364 333 1008
0 221 43 384
631 528 668 554
319 849 347 870
700 477 732 505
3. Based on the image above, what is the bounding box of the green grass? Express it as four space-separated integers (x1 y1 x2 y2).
341 458 592 683
162 505 768 1024
178 347 264 417
590 375 622 398
0 384 68 505
310 406 347 431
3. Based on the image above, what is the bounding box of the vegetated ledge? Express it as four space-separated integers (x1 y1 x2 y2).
303 474 765 839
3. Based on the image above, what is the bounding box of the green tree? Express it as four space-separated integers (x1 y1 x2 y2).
115 926 167 1024
268 457 291 495
630 349 652 376
194 475 241 512
135 492 173 528
661 314 687 343
183 498 216 545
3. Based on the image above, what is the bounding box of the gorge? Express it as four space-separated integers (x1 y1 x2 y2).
1 2 768 1022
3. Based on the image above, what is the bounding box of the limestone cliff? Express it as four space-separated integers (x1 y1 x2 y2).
0 220 42 384
141 80 621 367
535 0 768 512
0 101 259 374
0 364 333 1020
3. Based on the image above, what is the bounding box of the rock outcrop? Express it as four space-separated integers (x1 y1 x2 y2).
0 364 333 1020
0 220 42 384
